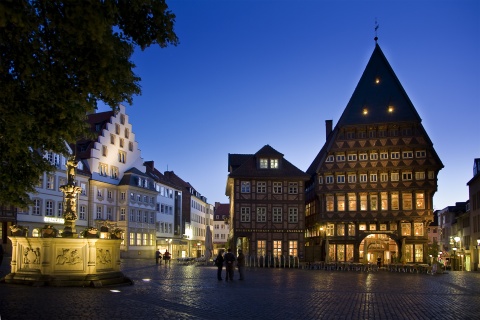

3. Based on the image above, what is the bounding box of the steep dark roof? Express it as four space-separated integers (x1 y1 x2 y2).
337 43 422 127
228 145 309 180
214 203 230 219
73 110 114 159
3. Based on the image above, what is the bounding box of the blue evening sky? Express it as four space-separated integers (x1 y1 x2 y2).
100 0 479 210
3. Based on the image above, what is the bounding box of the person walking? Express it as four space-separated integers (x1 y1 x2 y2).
215 250 224 281
224 248 236 282
237 249 245 280
155 249 161 265
163 250 171 266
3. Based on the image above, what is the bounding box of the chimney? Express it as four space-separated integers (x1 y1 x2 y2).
144 161 154 172
325 120 333 138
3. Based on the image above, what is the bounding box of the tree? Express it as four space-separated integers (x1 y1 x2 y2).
0 0 178 207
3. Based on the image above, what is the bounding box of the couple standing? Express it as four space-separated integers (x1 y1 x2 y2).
216 248 244 281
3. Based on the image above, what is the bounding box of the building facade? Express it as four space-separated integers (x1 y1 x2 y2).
467 158 480 271
304 42 444 265
226 145 310 264
213 202 230 255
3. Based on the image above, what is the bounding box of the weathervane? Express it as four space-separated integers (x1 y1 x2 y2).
374 18 379 43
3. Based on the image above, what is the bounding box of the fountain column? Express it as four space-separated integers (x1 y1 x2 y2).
59 156 83 237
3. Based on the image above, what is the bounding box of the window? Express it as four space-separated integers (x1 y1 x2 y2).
347 154 357 161
273 182 282 194
336 154 345 162
370 153 378 160
326 175 334 184
97 188 103 198
270 159 279 169
370 173 377 182
45 200 54 216
257 181 266 193
108 190 113 199
125 128 130 138
46 176 55 190
348 193 356 211
415 171 425 180
370 194 378 210
348 224 355 236
273 240 282 257
402 151 413 159
120 208 126 221
99 163 108 176
257 240 266 256
403 193 412 210
273 207 282 222
381 192 388 210
107 207 113 220
119 138 124 148
401 223 411 236
288 182 298 194
288 207 298 223
102 145 108 157
416 150 426 158
137 210 141 222
391 172 399 181
380 173 388 182
414 223 424 236
257 207 266 222
129 209 135 222
118 151 126 163
391 152 400 159
128 141 133 151
96 206 102 220
357 131 366 138
337 175 345 183
57 202 63 217
79 205 86 220
115 123 120 134
369 130 376 138
348 174 356 183
337 194 345 211
428 171 435 179
359 153 368 161
326 155 334 162
402 172 412 181
240 207 250 222
346 131 355 139
360 194 367 211
416 192 425 209
359 174 367 183
326 195 334 212
121 192 126 201
259 158 268 168
380 152 388 160
241 181 250 193
110 134 115 145
120 114 125 124
391 192 399 210
326 223 334 236
337 223 345 236
289 241 298 257
369 224 376 231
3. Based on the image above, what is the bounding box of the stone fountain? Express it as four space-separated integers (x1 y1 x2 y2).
4 157 132 287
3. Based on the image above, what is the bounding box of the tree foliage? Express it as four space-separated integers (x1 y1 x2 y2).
0 0 178 207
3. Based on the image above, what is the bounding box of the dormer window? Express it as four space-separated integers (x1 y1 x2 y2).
259 158 268 169
270 159 278 169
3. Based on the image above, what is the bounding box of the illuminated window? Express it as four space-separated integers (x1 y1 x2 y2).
46 175 55 190
415 171 425 180
348 174 356 183
326 223 334 236
337 223 345 236
273 240 282 257
370 173 377 182
369 224 376 231
414 223 424 236
120 208 126 221
416 192 425 209
257 240 266 256
348 224 355 236
348 193 357 211
401 223 411 236
391 193 399 210
391 172 399 181
289 241 298 257
79 205 86 220
380 172 388 182
381 192 388 210
259 158 268 168
402 193 412 210
337 194 345 211
118 151 126 163
270 159 279 169
360 194 367 210
326 195 334 212
370 194 378 210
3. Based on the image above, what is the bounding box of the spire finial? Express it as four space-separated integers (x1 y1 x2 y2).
374 18 379 43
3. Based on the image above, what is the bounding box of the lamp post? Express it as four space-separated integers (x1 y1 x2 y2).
452 247 457 271
454 236 461 271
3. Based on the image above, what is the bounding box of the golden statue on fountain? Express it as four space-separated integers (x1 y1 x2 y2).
59 156 83 237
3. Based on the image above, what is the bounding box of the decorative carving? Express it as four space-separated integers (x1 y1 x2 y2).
55 248 82 265
23 247 41 265
97 248 112 265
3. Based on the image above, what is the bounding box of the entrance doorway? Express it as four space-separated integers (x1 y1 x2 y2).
360 234 398 265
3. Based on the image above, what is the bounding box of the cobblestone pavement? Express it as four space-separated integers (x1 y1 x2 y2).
1 256 480 320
